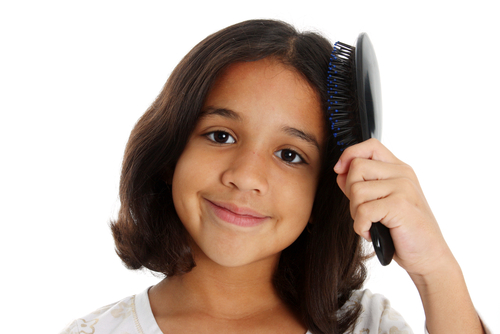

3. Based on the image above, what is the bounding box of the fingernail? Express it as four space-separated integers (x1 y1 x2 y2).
334 159 341 172
364 232 372 242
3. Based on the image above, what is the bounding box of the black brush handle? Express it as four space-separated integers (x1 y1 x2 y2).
370 222 394 266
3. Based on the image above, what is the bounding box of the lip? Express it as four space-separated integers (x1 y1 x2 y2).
205 199 269 227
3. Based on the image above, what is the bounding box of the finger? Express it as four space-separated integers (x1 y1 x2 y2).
352 178 423 240
343 158 416 199
349 179 395 221
333 138 403 175
352 195 401 242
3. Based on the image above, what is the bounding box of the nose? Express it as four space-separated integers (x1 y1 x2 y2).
221 148 269 195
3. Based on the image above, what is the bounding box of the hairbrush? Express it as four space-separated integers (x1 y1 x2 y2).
327 33 395 266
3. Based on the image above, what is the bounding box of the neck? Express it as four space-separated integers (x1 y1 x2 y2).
149 248 284 320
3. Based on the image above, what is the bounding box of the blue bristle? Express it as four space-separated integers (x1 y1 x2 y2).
328 40 358 152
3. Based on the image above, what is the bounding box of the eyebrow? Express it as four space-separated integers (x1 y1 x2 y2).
199 107 242 121
200 106 321 152
282 126 321 153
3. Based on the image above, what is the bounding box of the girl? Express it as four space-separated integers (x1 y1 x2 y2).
61 19 487 334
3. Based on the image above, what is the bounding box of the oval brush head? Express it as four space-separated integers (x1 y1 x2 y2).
327 34 382 147
327 33 394 266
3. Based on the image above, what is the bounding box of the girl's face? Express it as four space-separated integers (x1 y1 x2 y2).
172 58 326 268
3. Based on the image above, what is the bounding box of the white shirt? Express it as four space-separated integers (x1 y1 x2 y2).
59 288 415 334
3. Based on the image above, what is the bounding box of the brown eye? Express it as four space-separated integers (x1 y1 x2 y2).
207 131 235 144
274 149 304 164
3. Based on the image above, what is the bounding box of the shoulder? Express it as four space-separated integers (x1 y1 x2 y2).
59 293 141 334
345 289 414 334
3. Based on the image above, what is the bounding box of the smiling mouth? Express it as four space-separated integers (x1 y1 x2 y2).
205 199 269 227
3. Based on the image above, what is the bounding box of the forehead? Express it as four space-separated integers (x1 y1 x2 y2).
211 59 315 97
203 58 326 144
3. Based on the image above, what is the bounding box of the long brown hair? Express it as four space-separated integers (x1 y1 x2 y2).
111 19 367 334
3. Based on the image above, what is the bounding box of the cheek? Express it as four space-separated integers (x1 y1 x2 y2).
274 173 318 233
171 143 226 232
171 147 203 225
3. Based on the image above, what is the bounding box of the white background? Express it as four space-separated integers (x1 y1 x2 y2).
1 1 498 333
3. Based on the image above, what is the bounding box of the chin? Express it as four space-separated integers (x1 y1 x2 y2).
194 241 279 270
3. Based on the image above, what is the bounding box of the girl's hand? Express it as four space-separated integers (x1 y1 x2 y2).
334 138 485 333
333 138 454 278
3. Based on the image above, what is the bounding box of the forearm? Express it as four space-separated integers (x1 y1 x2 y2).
334 140 486 332
409 253 484 334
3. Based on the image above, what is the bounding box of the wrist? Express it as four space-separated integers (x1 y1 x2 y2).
409 254 483 333
408 251 462 293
